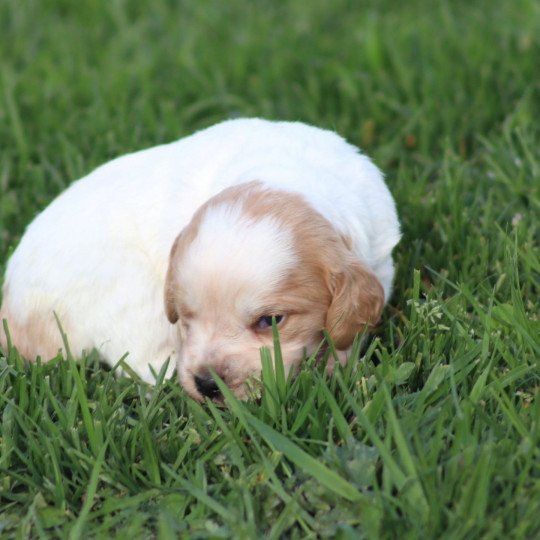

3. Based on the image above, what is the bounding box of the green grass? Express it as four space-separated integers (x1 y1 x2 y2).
1 0 539 537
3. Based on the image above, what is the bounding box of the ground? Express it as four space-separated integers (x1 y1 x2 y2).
0 0 539 537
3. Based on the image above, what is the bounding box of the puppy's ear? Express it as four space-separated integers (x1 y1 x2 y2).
164 236 180 324
325 262 385 350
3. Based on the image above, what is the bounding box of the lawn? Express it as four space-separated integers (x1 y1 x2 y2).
1 0 539 537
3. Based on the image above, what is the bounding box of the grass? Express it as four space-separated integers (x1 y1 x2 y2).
1 0 539 537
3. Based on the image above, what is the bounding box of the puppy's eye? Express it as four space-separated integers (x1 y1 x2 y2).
255 315 285 330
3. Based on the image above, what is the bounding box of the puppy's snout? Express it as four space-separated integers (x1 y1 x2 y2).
194 373 221 400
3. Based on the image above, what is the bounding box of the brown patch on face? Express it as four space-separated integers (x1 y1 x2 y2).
164 181 385 362
226 182 385 350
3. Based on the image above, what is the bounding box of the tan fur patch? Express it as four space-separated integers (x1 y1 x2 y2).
165 181 385 353
0 301 66 361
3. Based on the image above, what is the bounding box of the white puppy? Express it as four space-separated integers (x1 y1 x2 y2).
0 119 400 400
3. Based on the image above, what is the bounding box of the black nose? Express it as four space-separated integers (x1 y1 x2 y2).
194 374 221 399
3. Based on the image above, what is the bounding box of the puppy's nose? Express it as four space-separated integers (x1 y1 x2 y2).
194 373 221 400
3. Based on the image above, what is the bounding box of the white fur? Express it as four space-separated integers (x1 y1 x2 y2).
176 203 297 303
0 118 400 383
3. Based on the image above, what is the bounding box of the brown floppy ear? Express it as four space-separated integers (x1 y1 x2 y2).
164 235 181 324
325 262 385 350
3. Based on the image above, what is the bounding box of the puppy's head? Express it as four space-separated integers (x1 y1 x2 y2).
164 182 384 401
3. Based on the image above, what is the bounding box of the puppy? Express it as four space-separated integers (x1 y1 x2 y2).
0 119 400 400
